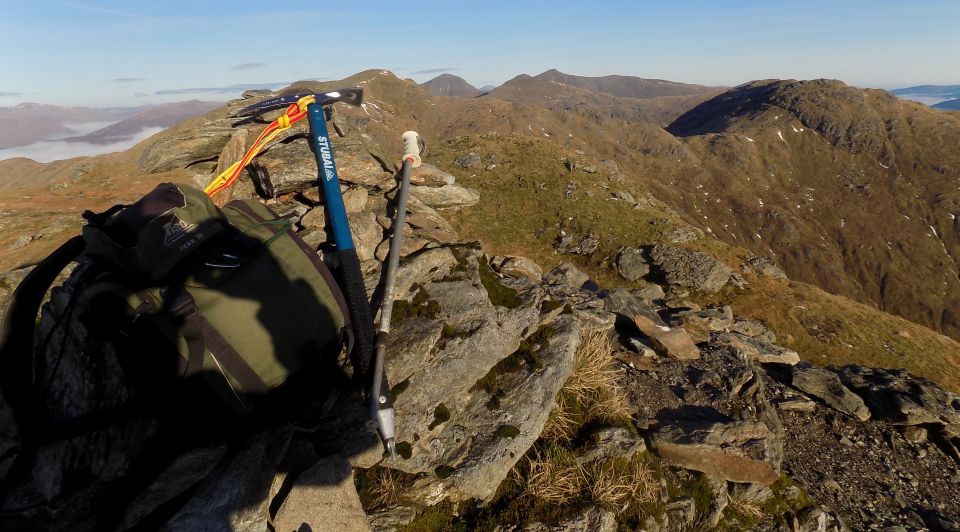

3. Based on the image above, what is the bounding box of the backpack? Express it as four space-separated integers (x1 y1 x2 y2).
0 182 354 448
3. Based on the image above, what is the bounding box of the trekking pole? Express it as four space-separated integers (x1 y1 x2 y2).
371 131 422 460
303 97 397 457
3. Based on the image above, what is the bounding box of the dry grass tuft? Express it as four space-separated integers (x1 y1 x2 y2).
370 467 404 508
524 447 586 504
542 331 632 441
727 495 765 521
588 456 658 508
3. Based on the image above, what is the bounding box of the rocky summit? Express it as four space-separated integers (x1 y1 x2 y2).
0 71 959 531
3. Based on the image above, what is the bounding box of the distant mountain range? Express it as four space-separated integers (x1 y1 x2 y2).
420 70 723 127
890 85 960 106
0 101 220 151
933 98 960 110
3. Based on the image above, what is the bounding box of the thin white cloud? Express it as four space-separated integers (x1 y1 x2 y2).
0 127 165 163
410 67 460 75
230 63 267 71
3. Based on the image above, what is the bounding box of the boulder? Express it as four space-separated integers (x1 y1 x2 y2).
670 306 734 343
270 454 371 532
349 211 384 263
714 332 799 365
161 429 288 532
409 184 479 210
409 164 456 187
555 233 599 255
633 312 700 360
453 153 480 169
743 256 787 280
632 284 665 303
542 263 589 292
577 426 646 464
648 419 781 485
342 186 369 213
615 247 650 281
490 255 543 282
836 366 960 434
728 319 776 343
526 506 616 532
648 245 732 293
139 116 236 173
791 367 870 421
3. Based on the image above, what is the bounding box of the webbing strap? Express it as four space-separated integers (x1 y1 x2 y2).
169 288 268 398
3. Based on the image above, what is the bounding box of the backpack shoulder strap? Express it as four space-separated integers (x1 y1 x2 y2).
0 235 86 442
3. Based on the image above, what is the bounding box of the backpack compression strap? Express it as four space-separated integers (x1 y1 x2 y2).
0 235 85 444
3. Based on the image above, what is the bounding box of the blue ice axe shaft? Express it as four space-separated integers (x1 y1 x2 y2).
306 103 395 458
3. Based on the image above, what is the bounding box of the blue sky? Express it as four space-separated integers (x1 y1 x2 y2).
1 0 958 107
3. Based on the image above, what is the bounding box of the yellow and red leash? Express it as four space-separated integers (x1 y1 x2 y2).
203 94 317 197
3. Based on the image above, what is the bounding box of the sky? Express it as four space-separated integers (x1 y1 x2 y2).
1 0 958 107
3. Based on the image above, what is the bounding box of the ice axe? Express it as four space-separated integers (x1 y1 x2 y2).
296 92 402 458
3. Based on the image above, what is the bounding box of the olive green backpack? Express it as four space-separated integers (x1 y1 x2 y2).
0 182 352 442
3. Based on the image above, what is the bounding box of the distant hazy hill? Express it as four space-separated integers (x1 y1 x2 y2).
486 70 723 126
933 98 960 110
533 68 716 98
890 85 960 106
65 100 222 144
0 103 141 148
421 74 481 98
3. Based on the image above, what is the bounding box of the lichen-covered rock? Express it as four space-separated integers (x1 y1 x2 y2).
714 332 799 365
139 115 236 173
270 454 371 532
615 246 650 281
409 164 456 187
648 419 781 484
409 183 480 210
791 366 871 421
648 244 732 293
490 255 543 282
526 506 616 532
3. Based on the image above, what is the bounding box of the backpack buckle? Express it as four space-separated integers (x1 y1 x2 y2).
204 253 242 269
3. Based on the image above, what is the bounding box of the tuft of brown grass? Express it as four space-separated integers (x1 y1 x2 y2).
523 447 586 505
542 331 632 441
588 456 658 509
370 467 404 508
727 495 765 521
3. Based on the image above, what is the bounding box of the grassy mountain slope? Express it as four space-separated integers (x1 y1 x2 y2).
1 70 959 392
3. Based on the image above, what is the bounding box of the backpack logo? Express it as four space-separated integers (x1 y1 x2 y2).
162 215 197 247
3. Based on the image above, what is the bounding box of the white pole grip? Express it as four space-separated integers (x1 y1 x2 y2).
401 131 422 168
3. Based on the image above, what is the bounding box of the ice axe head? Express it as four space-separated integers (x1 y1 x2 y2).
234 87 363 117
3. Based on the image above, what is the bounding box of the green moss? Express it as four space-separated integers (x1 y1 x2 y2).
667 472 714 517
540 298 564 314
429 403 451 430
391 378 410 398
494 425 521 438
477 257 521 309
395 441 413 460
761 472 814 515
441 323 471 340
435 465 456 479
398 501 467 532
440 250 473 282
391 284 441 327
472 368 498 395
